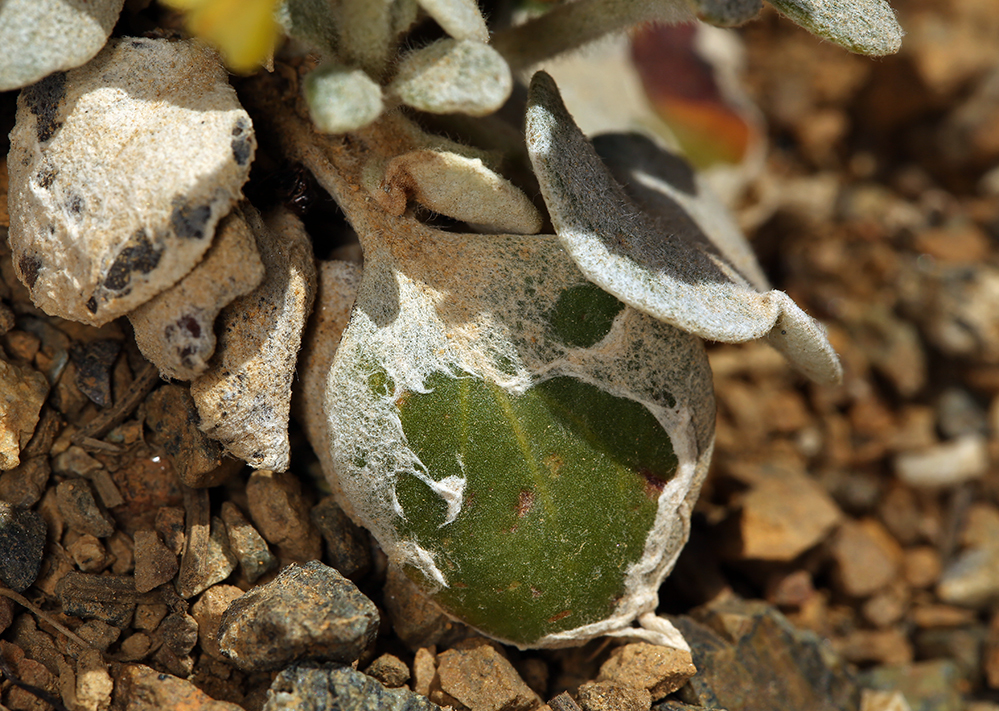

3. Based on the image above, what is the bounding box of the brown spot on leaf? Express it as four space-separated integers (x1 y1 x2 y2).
516 489 534 518
547 610 572 623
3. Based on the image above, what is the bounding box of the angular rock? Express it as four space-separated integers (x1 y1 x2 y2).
0 455 51 506
675 598 858 711
0 501 47 591
937 546 999 609
131 208 265 380
246 470 322 563
76 646 113 711
144 385 228 488
71 338 120 407
7 38 255 326
220 501 276 583
596 643 695 701
56 572 137 627
577 681 651 711
56 478 115 538
0 356 49 470
218 561 379 671
177 488 238 599
263 662 443 711
830 519 903 598
413 647 437 697
437 642 541 711
133 529 179 593
383 565 452 649
365 653 411 688
117 663 244 711
159 611 199 656
311 496 370 579
191 208 316 471
0 0 125 91
75 618 121 651
68 533 108 573
190 584 244 660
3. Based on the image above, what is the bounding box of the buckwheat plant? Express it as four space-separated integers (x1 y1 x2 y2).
2 0 900 649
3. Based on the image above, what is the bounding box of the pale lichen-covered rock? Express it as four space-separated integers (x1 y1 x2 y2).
190 208 316 471
0 357 49 470
7 37 256 326
130 207 266 380
0 0 125 91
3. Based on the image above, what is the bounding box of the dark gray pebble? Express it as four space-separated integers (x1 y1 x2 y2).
0 501 46 591
263 662 442 711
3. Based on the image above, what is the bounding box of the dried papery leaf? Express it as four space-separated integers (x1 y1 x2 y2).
416 0 489 43
190 208 316 471
492 0 695 73
334 0 393 77
526 71 841 384
685 0 762 26
305 64 384 134
129 208 266 381
7 38 255 326
766 0 902 56
0 0 125 91
376 150 542 235
295 260 362 507
278 0 340 56
388 39 512 116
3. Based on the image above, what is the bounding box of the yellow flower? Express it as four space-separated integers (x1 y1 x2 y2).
162 0 282 73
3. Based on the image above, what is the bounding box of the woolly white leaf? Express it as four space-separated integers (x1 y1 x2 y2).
305 64 384 134
416 0 489 43
767 0 902 56
526 71 842 384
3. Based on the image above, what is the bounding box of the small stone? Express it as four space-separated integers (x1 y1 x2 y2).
0 356 49 470
155 506 186 556
56 478 115 538
75 618 121 652
245 470 322 563
133 529 179 593
52 445 102 477
68 533 108 573
220 501 276 583
190 584 243 660
117 663 244 711
911 604 977 629
894 434 989 488
263 662 443 711
937 546 999 608
596 643 695 701
937 387 987 439
218 561 379 671
437 642 541 711
413 647 437 697
576 680 651 711
860 660 963 711
76 647 113 711
860 689 913 711
190 208 316 471
0 501 47 591
133 603 168 632
107 530 135 575
159 611 200 656
311 496 370 579
71 339 121 407
904 547 942 589
730 470 842 561
56 572 137 627
383 565 451 649
142 385 228 487
3 329 41 363
836 628 913 665
830 518 903 598
119 632 153 661
365 654 411 689
0 455 51 506
862 583 909 628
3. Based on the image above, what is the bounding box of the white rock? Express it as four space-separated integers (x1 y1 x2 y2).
0 357 50 470
894 434 989 488
8 37 255 326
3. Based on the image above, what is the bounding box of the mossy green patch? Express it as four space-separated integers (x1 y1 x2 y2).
394 370 677 645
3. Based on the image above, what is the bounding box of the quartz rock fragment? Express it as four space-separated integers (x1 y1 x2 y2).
56 479 115 538
133 530 179 593
246 470 322 563
117 664 243 711
596 642 696 700
436 643 542 711
7 37 256 326
218 561 379 671
191 208 316 471
131 208 265 380
190 584 243 660
0 0 125 91
0 357 49 470
220 501 277 583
